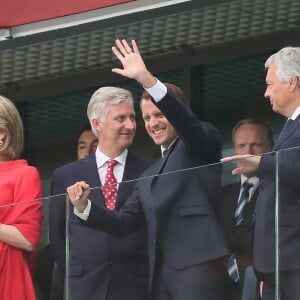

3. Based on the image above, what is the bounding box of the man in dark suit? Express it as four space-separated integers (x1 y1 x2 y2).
222 46 300 299
49 86 150 300
76 126 98 160
217 119 274 300
67 39 228 300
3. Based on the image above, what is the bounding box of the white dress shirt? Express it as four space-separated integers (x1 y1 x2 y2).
74 148 128 220
240 174 259 201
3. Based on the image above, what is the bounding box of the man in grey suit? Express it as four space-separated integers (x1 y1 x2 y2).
222 46 300 299
217 119 274 300
49 86 150 300
67 39 228 300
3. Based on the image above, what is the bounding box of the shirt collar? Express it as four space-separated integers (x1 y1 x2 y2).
290 106 300 120
241 174 259 187
160 137 178 157
95 147 128 169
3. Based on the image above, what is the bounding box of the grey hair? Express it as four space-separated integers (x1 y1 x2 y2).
265 46 300 87
87 86 134 135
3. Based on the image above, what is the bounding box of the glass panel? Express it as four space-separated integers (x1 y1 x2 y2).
219 145 300 300
0 184 51 299
52 159 241 299
8 147 297 298
276 145 300 300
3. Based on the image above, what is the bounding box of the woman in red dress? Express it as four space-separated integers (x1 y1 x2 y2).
0 95 43 300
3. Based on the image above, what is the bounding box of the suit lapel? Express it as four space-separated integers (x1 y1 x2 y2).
153 138 178 176
228 182 241 223
115 152 145 209
83 155 105 206
274 115 300 150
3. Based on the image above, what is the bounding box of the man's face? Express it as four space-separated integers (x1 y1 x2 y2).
95 101 136 153
264 63 293 117
141 99 177 148
234 123 272 176
234 124 271 155
77 130 98 159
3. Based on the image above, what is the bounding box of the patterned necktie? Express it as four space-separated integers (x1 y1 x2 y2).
235 181 253 226
102 159 118 210
227 253 240 283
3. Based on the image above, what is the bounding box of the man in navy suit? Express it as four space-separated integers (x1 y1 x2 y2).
66 39 228 300
76 127 98 160
49 86 150 300
222 46 300 299
217 119 274 300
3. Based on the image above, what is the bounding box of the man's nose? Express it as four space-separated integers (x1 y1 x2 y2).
149 116 158 127
125 118 136 130
264 88 270 99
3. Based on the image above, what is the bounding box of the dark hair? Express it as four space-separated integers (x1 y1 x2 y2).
78 125 92 138
232 118 275 148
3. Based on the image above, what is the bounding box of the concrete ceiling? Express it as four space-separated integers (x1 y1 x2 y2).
1 0 299 99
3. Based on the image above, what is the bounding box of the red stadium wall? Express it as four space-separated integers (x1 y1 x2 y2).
0 0 134 28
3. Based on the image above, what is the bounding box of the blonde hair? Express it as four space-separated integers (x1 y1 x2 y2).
0 95 24 160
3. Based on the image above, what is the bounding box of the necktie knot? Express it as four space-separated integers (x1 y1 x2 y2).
162 149 169 158
242 180 253 191
107 159 117 169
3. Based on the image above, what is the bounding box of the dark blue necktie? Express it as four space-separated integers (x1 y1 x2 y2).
162 148 170 158
235 181 253 226
278 119 293 141
227 253 240 283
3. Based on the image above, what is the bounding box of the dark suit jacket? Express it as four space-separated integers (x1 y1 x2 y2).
253 114 300 273
82 90 229 292
49 152 150 300
217 181 258 283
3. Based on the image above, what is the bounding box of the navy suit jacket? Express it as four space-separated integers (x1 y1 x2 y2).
253 114 300 273
49 152 150 300
82 90 229 291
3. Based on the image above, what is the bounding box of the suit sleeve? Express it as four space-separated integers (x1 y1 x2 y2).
154 90 222 163
84 186 146 235
258 144 300 190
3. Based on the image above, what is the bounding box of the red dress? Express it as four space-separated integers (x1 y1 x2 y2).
0 160 43 300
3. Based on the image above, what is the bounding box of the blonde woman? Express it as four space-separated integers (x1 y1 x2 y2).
0 95 43 300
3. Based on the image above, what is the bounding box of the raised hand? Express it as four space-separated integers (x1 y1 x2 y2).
112 39 156 88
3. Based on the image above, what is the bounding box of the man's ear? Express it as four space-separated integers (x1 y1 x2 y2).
289 76 299 91
92 119 102 133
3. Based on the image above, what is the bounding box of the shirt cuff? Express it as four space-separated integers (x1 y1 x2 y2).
74 199 91 221
144 78 167 102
